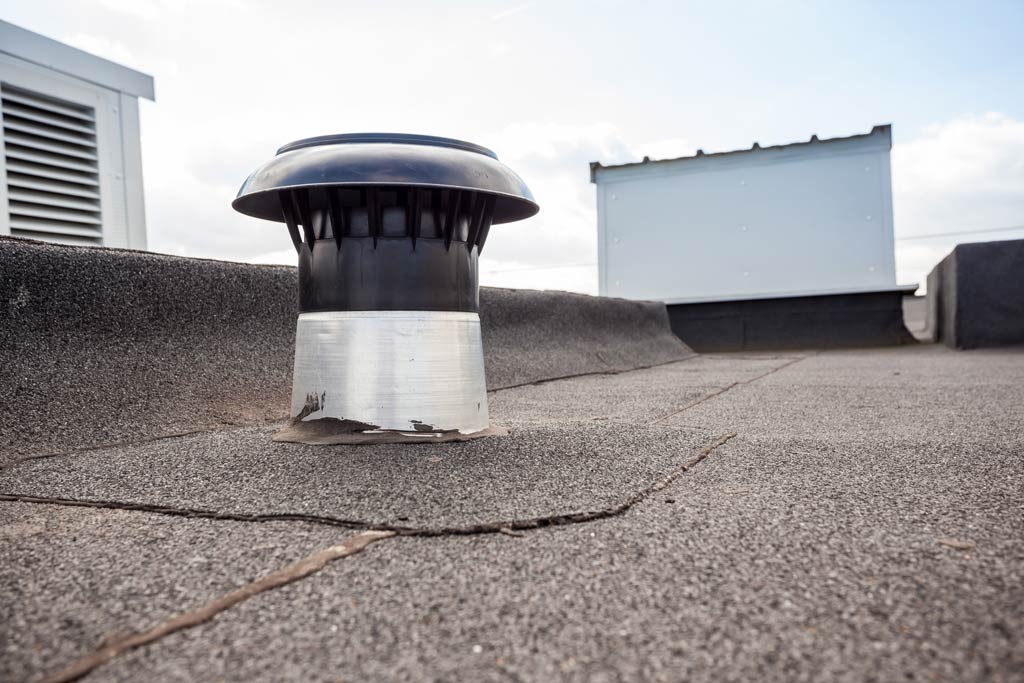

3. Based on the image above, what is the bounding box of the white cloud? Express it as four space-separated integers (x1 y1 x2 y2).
480 260 597 294
57 4 1024 299
163 118 671 294
478 122 653 292
491 2 531 21
250 248 298 266
633 137 695 161
6 2 1021 302
63 32 138 67
143 107 1024 297
95 0 169 19
892 112 1024 287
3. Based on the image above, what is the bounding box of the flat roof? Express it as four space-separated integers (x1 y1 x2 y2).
591 124 891 182
2 239 1022 683
0 20 155 100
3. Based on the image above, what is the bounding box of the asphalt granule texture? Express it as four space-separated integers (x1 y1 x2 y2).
0 238 298 461
0 422 720 529
2 268 1022 683
75 347 1024 683
0 238 691 462
479 286 692 389
0 502 347 683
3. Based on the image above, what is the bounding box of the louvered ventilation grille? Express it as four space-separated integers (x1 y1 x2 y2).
2 84 102 245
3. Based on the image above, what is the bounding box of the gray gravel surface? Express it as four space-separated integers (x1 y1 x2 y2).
100 447 1024 683
0 421 720 529
0 502 348 683
480 286 692 390
2 346 1022 682
0 238 690 462
0 238 297 461
489 353 795 427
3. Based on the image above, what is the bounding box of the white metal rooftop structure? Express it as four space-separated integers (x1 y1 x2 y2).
0 20 154 249
591 125 898 304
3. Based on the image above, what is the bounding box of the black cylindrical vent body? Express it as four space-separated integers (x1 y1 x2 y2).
233 134 538 314
284 185 487 312
300 238 478 313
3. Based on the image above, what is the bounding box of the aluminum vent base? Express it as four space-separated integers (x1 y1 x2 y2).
278 310 496 445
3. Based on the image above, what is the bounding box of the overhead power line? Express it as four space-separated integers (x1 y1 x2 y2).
481 226 1024 274
896 225 1024 241
484 262 597 274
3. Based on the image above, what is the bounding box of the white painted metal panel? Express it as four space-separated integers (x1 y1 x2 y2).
0 20 154 100
595 127 897 303
118 93 148 250
0 51 147 249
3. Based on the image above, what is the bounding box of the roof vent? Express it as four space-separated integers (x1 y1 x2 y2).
234 133 538 444
2 84 103 245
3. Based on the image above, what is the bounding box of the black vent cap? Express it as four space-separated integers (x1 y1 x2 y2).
233 133 538 225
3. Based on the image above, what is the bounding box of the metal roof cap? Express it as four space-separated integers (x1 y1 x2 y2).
233 133 538 224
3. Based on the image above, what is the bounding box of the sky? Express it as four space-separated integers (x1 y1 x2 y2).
3 0 1023 293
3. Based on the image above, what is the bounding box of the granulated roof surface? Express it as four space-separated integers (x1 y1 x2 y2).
2 238 1022 682
3 345 1023 682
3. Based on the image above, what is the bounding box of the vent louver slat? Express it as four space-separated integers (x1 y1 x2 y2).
6 160 101 187
8 187 102 212
6 146 99 174
3 84 102 245
9 202 102 224
9 217 102 237
4 119 97 149
5 131 99 161
1 90 95 122
8 224 103 243
1 101 97 135
6 172 101 199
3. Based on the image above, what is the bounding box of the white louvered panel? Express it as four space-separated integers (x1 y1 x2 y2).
5 130 99 160
0 89 95 122
8 203 101 225
5 146 98 174
4 119 97 149
6 160 101 186
2 84 103 245
9 217 102 239
6 172 101 199
8 187 100 212
8 227 103 245
0 101 96 135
